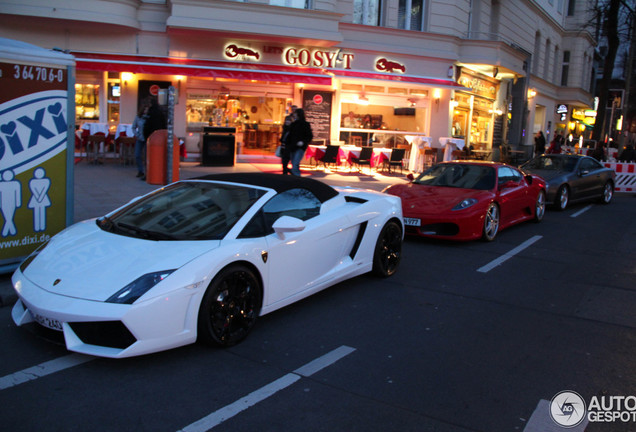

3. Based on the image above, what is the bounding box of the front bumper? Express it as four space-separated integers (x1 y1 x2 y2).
11 270 201 358
403 209 485 241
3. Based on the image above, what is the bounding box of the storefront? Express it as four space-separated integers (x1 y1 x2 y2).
453 70 501 150
71 39 464 162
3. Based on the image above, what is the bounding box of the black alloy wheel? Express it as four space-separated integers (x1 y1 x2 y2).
372 220 403 277
198 264 262 347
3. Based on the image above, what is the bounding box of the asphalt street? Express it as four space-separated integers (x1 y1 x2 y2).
1 160 635 431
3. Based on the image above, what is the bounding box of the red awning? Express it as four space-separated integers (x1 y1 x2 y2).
72 52 333 85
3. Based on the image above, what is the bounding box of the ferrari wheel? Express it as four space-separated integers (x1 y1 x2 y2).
482 203 500 242
555 185 569 211
372 220 402 277
534 190 546 222
599 182 613 204
198 264 262 347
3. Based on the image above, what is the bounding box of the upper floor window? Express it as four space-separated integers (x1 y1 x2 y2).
398 0 426 31
270 0 312 8
354 0 383 26
561 51 570 86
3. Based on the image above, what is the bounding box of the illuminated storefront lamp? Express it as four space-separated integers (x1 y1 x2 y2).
121 72 133 86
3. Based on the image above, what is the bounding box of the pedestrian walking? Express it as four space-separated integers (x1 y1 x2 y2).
287 108 313 176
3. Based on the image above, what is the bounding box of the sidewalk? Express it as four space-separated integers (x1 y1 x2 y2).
0 158 409 307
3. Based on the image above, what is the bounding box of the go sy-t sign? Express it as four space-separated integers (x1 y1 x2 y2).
0 60 69 263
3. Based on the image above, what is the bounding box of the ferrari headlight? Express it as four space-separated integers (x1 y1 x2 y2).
106 270 176 304
452 198 478 211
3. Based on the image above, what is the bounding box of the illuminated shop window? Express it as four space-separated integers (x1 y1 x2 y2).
75 83 100 121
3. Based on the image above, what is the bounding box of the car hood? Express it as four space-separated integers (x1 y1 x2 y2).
387 183 492 213
22 220 220 301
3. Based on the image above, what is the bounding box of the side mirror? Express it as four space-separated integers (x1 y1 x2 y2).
406 173 415 182
579 169 590 176
524 175 533 185
273 215 305 239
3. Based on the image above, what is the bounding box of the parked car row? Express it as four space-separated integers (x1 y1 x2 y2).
384 154 615 242
10 154 615 358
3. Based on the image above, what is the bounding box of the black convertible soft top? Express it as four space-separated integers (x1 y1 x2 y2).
193 173 339 203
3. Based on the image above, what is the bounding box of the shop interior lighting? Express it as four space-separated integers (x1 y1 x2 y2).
357 94 369 105
121 72 133 86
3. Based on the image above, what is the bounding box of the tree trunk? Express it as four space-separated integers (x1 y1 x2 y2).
592 0 622 143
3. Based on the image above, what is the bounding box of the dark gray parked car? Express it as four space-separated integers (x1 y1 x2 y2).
520 154 615 210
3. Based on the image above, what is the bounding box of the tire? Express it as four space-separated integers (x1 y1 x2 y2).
482 203 500 242
198 264 262 347
534 190 546 222
599 181 614 204
372 220 402 277
555 185 569 211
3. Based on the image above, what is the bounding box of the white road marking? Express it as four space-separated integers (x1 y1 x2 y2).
477 235 543 273
570 205 593 218
0 354 93 390
524 399 588 431
178 345 356 432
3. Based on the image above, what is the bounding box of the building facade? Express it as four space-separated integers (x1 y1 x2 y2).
0 0 597 161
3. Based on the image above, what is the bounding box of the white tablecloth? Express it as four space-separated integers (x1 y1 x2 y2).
406 136 432 172
81 122 109 135
115 123 134 139
439 137 465 161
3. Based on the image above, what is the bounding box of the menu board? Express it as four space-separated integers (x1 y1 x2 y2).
302 90 332 143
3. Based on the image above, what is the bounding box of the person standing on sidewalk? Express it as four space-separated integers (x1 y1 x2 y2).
287 108 313 176
279 105 297 175
132 104 149 179
142 99 167 181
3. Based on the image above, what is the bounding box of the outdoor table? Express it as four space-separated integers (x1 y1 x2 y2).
115 123 134 139
305 145 326 165
439 137 465 161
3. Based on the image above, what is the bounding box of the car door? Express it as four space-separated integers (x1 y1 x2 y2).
497 166 529 225
575 157 605 199
252 188 357 308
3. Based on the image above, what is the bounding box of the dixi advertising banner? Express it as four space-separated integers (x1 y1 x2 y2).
0 56 73 267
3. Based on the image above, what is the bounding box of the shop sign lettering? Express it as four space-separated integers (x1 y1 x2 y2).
458 75 497 98
0 90 67 174
283 48 354 69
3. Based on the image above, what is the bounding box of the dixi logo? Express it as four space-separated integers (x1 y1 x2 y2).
0 90 68 174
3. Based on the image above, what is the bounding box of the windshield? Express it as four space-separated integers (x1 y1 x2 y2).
97 181 267 240
522 155 578 172
414 164 496 190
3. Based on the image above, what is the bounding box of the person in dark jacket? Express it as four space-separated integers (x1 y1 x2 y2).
143 99 167 146
534 131 546 155
279 105 297 175
287 108 313 176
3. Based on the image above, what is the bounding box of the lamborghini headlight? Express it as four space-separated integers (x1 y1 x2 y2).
106 270 176 304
